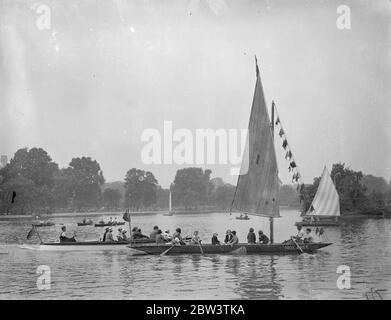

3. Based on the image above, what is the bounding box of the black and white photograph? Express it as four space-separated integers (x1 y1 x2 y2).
0 0 390 303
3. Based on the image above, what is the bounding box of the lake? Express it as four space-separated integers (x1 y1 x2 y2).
0 209 390 299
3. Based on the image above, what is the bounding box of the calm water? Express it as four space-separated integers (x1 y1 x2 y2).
0 209 390 300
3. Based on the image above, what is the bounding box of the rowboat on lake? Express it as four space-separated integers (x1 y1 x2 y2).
129 57 332 256
32 221 55 227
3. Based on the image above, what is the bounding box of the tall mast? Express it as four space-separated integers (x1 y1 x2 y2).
270 100 275 244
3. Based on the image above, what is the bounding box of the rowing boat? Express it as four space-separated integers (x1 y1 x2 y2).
20 239 155 251
32 221 55 227
77 221 94 226
94 222 125 227
129 243 332 255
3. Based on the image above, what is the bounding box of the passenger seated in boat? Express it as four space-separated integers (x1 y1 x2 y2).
131 227 149 240
163 229 172 241
211 233 220 245
99 218 105 224
229 231 239 245
314 227 325 242
303 228 314 243
172 228 185 245
113 217 118 225
109 217 114 225
155 230 166 244
102 227 110 241
295 225 305 241
121 230 128 241
117 228 124 241
191 231 201 244
224 230 233 244
258 230 269 244
59 226 76 243
82 218 87 223
247 228 256 244
105 228 115 242
150 225 159 240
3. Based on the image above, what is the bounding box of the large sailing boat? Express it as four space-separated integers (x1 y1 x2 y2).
129 57 332 255
296 166 340 227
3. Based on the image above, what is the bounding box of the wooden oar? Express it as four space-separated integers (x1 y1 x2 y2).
197 242 204 255
160 244 176 256
291 237 304 253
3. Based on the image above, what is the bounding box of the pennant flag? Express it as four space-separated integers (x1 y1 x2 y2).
279 128 284 138
27 227 36 240
122 210 131 222
275 117 280 126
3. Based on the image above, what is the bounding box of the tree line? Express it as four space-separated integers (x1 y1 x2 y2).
300 163 391 214
1 148 389 215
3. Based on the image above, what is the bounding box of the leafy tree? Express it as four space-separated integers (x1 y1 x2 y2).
102 188 122 210
68 157 105 210
0 148 59 214
210 183 235 210
171 168 212 209
124 168 158 210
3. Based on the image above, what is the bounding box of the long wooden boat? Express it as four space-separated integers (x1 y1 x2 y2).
94 222 125 227
129 242 332 255
77 221 94 226
20 238 155 251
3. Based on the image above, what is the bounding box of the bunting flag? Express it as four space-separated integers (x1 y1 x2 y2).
279 128 284 138
282 139 288 149
27 227 37 240
123 210 131 222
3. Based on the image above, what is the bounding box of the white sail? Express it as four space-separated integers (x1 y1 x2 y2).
306 166 340 217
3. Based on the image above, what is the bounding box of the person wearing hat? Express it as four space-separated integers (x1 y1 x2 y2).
247 228 256 244
211 233 220 245
258 230 269 244
116 227 123 241
121 229 128 241
105 228 114 242
102 227 110 242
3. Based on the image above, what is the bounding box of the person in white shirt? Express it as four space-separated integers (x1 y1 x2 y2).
303 228 314 243
296 225 305 240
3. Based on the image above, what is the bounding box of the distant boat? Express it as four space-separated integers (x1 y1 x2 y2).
94 222 125 227
32 221 55 227
236 214 250 220
130 57 332 255
296 167 340 227
77 219 94 226
163 191 174 216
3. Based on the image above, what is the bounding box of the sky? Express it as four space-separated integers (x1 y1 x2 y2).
0 0 390 188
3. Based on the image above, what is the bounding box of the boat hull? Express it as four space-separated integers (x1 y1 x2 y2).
129 242 332 255
94 222 125 227
295 221 339 227
77 223 93 226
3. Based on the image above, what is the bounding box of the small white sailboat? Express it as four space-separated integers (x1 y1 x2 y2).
296 166 340 226
163 191 174 216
